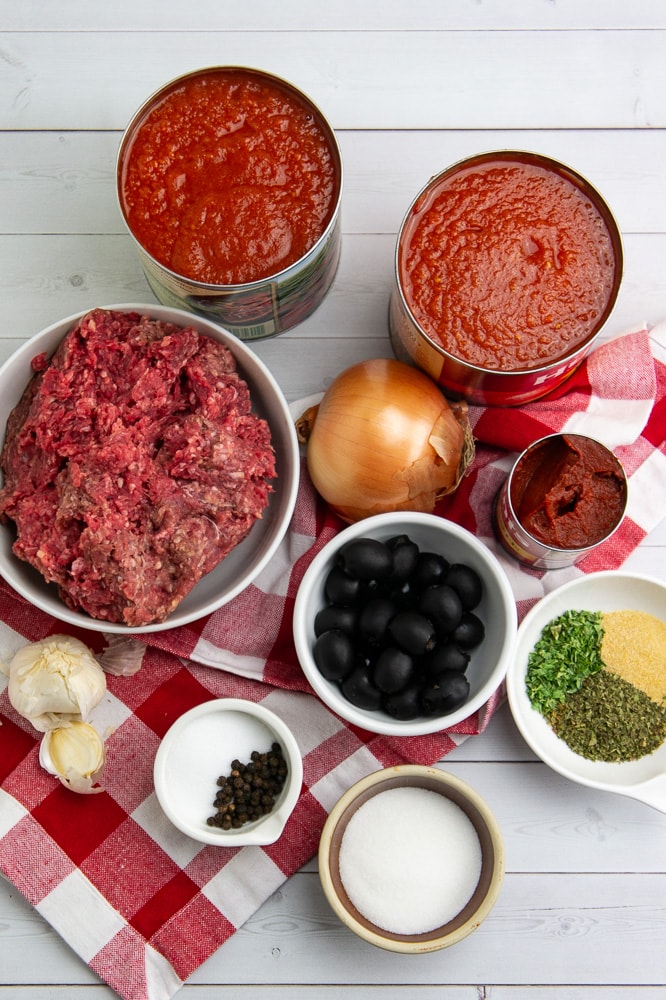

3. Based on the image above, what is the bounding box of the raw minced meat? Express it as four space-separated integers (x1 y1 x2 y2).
0 308 276 626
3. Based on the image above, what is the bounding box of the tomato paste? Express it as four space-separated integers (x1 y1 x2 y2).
509 434 626 550
398 156 618 372
119 68 339 286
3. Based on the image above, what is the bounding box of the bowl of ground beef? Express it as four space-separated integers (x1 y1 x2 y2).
0 304 299 632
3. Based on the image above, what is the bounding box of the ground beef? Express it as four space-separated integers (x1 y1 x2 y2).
0 309 276 626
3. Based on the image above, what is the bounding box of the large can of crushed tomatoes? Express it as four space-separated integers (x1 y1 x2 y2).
117 67 343 340
389 151 623 406
493 433 628 569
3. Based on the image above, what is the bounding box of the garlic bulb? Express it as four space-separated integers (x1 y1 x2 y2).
39 721 106 794
7 635 107 732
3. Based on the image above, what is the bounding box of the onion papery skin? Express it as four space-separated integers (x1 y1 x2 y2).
304 358 468 523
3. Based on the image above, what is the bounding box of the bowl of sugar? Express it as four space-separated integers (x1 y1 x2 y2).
318 764 504 953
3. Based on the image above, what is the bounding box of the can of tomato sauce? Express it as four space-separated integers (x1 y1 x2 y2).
117 67 342 340
493 433 628 569
390 151 622 406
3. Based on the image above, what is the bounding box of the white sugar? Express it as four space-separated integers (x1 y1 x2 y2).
338 785 482 935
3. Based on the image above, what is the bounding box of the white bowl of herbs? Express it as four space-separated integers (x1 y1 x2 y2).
506 571 666 813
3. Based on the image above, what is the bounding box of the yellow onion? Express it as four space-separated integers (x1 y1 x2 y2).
297 358 474 523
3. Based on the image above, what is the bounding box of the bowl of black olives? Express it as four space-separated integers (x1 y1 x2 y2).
293 511 517 735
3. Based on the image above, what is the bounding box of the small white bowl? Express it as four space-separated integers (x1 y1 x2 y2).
153 698 303 846
0 303 299 633
506 571 666 813
293 511 517 736
318 765 504 953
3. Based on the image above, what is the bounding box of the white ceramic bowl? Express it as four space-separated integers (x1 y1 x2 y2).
153 698 303 846
506 571 666 813
293 511 517 736
0 303 299 634
318 765 504 953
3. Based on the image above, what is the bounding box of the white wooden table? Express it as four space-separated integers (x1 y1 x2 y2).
2 3 666 997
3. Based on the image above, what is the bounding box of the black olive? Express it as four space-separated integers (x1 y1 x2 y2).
313 629 355 681
418 584 463 635
451 611 486 649
386 534 420 582
421 671 470 715
388 611 436 656
384 684 423 721
358 596 396 645
336 538 393 581
410 550 450 590
445 563 483 611
324 565 361 606
420 642 471 679
314 604 357 637
372 646 414 694
341 665 384 711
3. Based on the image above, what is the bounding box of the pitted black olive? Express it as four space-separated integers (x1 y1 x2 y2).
445 563 483 611
336 537 393 581
388 611 436 656
314 604 357 637
451 611 486 649
420 642 471 679
421 671 470 715
358 596 397 645
410 550 450 590
313 629 355 681
372 646 414 694
418 584 463 635
341 665 383 711
386 534 420 582
324 565 362 606
384 684 423 721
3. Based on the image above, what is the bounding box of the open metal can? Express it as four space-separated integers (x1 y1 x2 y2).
493 433 628 569
389 150 623 406
117 67 343 341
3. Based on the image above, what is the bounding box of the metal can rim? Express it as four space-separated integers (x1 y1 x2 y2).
393 149 624 380
116 64 343 292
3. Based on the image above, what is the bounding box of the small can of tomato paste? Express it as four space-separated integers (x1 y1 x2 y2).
117 67 343 340
493 433 628 569
389 150 623 406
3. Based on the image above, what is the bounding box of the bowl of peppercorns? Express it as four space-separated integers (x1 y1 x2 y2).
293 511 517 736
153 698 303 845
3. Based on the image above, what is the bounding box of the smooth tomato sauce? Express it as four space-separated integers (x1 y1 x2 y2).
398 159 617 371
119 69 338 286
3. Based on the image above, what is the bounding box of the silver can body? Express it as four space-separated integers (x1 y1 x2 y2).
493 434 628 570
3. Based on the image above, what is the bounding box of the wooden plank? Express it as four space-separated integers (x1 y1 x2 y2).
188 871 666 986
1 30 666 130
0 232 663 376
5 0 666 32
2 128 665 237
3 868 666 987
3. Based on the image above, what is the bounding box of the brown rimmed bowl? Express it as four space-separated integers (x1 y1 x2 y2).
318 765 504 953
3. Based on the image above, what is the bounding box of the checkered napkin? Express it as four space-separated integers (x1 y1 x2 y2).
1 323 665 1000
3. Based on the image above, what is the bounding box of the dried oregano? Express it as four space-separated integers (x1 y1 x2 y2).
549 670 666 762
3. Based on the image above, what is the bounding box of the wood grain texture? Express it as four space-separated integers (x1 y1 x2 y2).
1 2 665 997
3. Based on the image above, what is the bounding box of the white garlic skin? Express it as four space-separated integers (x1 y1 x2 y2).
39 721 106 795
7 634 107 732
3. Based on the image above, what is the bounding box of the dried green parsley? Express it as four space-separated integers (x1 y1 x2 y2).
525 609 604 716
549 670 666 762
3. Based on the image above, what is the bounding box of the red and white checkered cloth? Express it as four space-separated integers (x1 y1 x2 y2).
1 323 665 1000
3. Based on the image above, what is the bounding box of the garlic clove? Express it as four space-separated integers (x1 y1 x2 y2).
40 721 106 794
